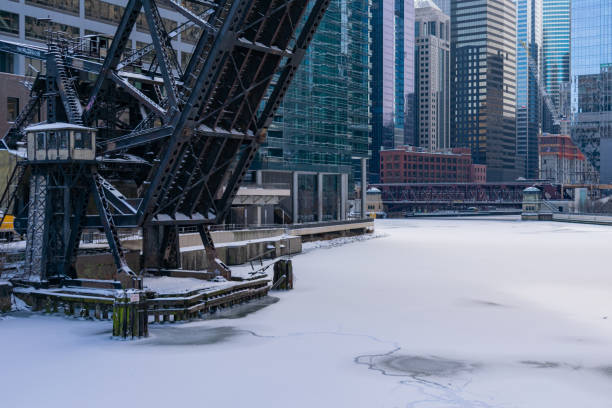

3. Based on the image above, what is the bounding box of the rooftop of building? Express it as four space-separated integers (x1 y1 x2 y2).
381 146 472 157
24 122 94 132
414 0 441 11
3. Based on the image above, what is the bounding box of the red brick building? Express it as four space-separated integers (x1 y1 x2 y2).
380 146 486 183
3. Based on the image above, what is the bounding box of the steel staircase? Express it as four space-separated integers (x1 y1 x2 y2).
49 44 83 125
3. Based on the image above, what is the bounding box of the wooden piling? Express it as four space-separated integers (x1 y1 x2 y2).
112 290 148 339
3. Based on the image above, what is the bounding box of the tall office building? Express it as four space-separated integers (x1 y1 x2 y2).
414 0 450 150
253 0 371 222
451 0 518 182
370 0 415 182
516 0 542 179
571 0 612 182
542 0 570 133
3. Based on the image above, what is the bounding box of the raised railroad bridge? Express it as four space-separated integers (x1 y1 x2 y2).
0 0 330 289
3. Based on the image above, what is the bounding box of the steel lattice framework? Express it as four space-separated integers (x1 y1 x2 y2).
0 0 330 287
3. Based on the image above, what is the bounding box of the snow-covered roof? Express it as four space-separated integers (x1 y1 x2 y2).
24 122 94 132
367 187 382 194
414 0 441 11
98 154 149 165
523 186 540 192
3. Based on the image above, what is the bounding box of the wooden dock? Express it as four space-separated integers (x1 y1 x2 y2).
11 278 271 336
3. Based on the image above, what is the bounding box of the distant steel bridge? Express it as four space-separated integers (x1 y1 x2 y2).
371 182 567 213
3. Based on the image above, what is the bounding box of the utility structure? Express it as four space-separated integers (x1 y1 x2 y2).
0 0 330 288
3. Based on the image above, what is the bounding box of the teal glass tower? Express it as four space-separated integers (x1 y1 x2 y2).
542 0 570 132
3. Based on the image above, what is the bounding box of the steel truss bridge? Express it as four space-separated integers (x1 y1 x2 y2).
372 182 566 213
0 0 329 287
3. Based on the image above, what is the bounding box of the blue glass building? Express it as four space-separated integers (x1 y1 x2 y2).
542 0 570 132
571 0 612 182
516 0 542 179
370 0 415 182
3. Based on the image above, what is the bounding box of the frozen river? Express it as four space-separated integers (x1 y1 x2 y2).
3 216 612 407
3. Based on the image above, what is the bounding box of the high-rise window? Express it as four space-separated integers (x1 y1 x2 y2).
0 51 14 73
25 0 80 16
0 10 19 36
7 97 19 122
25 16 79 42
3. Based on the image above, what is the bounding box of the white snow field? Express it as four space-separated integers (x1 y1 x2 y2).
3 216 612 408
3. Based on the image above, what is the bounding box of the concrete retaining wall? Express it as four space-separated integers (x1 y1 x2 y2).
181 234 301 269
76 251 140 280
80 221 371 273
552 213 612 225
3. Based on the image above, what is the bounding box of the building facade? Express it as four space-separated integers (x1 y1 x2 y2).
251 0 371 223
451 0 518 182
542 0 570 133
380 146 486 183
539 133 594 184
516 0 542 179
414 0 450 150
369 0 415 182
571 0 612 183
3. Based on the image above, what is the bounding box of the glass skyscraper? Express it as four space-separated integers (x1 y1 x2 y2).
252 0 371 221
542 0 570 132
516 0 542 179
571 0 612 182
451 0 518 182
369 0 415 182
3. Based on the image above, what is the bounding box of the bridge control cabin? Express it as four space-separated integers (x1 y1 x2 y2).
25 123 96 162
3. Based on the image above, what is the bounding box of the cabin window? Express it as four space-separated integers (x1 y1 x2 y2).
47 131 57 149
36 132 45 149
74 131 91 149
59 131 69 149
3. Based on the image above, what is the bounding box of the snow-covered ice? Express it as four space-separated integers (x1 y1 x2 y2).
3 216 612 407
